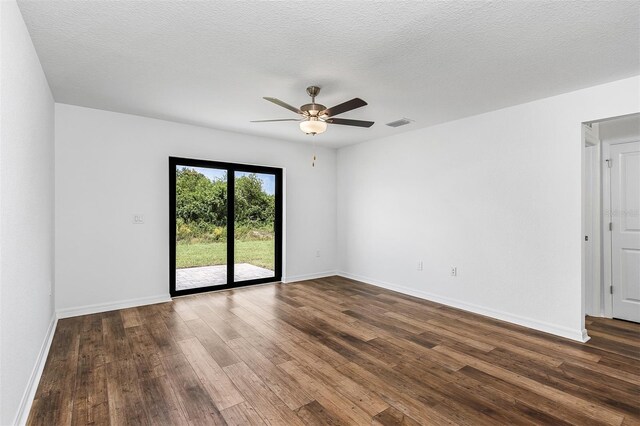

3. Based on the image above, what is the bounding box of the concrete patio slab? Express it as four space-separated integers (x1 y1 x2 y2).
176 263 274 291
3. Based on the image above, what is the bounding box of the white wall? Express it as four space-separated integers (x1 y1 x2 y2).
55 104 337 314
337 76 640 341
0 1 56 424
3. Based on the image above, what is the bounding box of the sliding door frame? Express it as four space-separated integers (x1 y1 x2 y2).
169 156 283 297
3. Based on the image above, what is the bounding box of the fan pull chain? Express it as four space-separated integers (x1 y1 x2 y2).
312 139 317 167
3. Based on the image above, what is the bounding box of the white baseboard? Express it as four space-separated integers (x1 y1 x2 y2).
337 271 589 343
282 270 337 284
15 314 58 426
56 294 172 319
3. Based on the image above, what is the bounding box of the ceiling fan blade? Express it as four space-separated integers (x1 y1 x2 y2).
250 119 301 122
326 118 374 128
322 98 368 117
263 97 302 114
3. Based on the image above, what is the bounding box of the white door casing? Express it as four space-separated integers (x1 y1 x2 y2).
583 144 601 316
609 141 640 322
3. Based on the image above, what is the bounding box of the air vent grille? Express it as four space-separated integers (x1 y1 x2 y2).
386 118 414 128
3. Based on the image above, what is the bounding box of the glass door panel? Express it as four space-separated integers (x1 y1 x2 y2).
174 165 228 291
170 157 282 297
234 171 276 282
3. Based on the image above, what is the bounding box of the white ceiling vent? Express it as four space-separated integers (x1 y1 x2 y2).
386 118 414 128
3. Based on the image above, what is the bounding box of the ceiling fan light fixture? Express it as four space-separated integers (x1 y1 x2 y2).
300 118 327 135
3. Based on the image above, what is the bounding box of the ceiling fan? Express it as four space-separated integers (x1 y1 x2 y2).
251 86 374 135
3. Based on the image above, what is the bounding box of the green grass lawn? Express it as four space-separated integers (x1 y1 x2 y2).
176 240 275 270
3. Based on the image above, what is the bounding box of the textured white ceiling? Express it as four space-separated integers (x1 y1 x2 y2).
17 0 640 148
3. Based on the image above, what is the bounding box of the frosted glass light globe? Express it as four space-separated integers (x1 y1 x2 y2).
300 118 327 135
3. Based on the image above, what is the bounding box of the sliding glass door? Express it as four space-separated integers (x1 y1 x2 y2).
174 164 229 291
170 157 282 297
234 171 278 282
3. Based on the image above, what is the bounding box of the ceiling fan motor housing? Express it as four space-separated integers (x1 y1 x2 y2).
301 103 326 117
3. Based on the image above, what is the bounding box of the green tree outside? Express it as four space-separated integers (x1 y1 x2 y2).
175 167 275 269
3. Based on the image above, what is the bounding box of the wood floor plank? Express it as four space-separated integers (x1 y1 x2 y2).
125 325 164 380
381 334 466 371
185 318 240 367
451 373 567 425
458 365 608 426
71 315 109 426
372 406 422 426
278 360 374 425
102 311 133 363
246 332 293 364
120 308 142 329
295 400 348 426
597 350 640 375
270 320 352 368
177 337 245 410
334 361 457 424
284 341 390 417
223 361 304 425
162 311 196 342
439 311 604 363
436 346 626 425
220 401 266 426
171 297 200 321
138 376 188 425
428 317 565 367
160 352 227 425
226 337 314 410
144 318 181 358
105 359 149 426
190 303 242 342
27 277 640 425
71 363 109 426
298 305 379 341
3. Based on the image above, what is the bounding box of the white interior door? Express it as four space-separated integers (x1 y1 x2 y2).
610 141 640 322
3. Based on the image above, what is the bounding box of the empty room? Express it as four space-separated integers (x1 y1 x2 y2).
2 1 640 425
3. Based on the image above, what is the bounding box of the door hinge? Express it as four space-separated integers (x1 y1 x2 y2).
609 222 613 231
605 158 612 168
610 286 613 295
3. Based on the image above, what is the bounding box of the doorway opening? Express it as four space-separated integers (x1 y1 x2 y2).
169 157 283 297
582 113 640 324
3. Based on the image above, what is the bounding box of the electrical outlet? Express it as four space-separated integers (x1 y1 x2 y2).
451 267 457 277
417 261 423 271
133 214 144 224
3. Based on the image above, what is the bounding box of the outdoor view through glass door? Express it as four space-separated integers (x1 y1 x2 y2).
170 157 282 296
234 171 277 282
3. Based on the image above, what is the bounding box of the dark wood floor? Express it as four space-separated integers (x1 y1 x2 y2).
28 276 639 425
